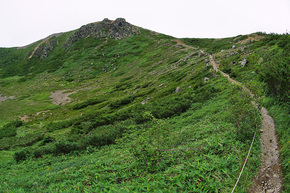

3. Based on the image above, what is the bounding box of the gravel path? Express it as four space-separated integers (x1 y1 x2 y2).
209 56 282 192
248 107 282 193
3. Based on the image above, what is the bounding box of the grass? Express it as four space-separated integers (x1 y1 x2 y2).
0 22 289 192
0 82 261 192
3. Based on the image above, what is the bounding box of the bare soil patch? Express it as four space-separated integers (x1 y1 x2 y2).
0 95 15 102
18 115 30 122
50 90 76 105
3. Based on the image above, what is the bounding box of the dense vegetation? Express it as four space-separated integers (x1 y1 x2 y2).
0 20 289 192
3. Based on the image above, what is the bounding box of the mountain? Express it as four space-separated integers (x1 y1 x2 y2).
0 18 289 192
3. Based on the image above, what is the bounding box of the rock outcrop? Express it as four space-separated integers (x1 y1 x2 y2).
66 18 140 48
33 39 57 59
29 33 62 59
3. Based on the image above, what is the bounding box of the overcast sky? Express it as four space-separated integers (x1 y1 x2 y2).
0 0 289 47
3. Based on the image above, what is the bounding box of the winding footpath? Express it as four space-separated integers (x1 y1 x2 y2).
209 55 283 193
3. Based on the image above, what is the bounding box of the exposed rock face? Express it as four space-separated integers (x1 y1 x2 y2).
29 33 62 59
66 18 140 48
33 39 57 59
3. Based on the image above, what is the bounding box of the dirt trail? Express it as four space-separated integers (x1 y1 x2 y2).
209 55 282 192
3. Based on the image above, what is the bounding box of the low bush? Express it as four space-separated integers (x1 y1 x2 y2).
0 133 44 150
85 125 125 147
109 96 135 109
53 141 84 155
229 88 260 141
114 82 132 91
13 149 29 163
141 81 151 88
0 121 22 139
46 120 73 132
72 98 105 110
133 95 192 123
13 140 83 162
260 48 289 102
39 136 56 146
13 123 128 162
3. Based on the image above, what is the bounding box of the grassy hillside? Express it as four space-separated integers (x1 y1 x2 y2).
0 19 289 192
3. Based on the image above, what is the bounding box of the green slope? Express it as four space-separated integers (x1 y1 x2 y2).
0 18 289 192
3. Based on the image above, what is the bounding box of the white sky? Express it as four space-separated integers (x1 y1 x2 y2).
0 0 289 47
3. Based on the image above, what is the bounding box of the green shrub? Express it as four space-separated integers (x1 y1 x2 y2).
39 136 56 146
141 81 151 88
160 71 186 82
114 82 132 91
31 145 54 158
72 98 105 110
229 88 260 141
85 132 118 147
133 95 192 123
13 149 29 163
0 121 22 139
46 120 73 132
260 49 289 102
53 141 84 155
109 96 135 109
0 133 44 150
13 140 83 161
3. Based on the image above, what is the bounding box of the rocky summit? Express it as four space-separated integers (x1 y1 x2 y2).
30 18 139 59
66 18 140 47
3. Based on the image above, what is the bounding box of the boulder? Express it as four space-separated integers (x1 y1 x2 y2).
232 45 236 49
141 97 151 105
158 83 165 87
175 87 182 93
240 58 247 67
204 77 209 82
33 39 57 59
